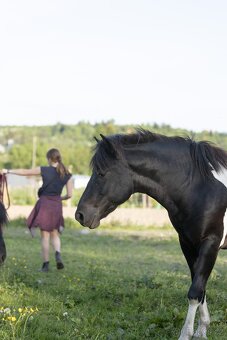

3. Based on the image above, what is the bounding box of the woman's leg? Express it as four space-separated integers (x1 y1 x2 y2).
41 230 50 262
50 229 61 252
40 230 50 272
50 229 64 269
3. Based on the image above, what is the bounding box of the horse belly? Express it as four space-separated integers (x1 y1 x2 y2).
212 168 227 248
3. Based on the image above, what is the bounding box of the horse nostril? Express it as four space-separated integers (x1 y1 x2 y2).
75 211 84 224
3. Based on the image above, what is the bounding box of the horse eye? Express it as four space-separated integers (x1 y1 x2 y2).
97 172 105 177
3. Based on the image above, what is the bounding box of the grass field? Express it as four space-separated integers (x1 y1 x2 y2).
0 220 227 339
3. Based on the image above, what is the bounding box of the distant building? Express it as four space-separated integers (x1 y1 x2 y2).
0 144 5 153
7 139 14 146
5 139 15 151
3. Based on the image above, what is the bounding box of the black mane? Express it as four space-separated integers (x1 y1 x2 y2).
91 129 227 178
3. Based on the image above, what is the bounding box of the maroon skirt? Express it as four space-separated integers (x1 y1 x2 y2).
27 196 64 236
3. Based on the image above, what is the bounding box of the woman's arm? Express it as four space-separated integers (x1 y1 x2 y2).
2 167 41 176
61 177 74 200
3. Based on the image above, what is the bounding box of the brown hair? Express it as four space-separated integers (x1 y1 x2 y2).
46 148 70 178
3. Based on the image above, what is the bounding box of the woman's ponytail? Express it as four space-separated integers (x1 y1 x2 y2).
46 148 70 178
56 159 69 178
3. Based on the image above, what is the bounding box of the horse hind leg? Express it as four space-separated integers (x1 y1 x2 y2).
194 295 210 339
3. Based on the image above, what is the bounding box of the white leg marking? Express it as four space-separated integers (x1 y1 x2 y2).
178 299 200 340
194 295 210 339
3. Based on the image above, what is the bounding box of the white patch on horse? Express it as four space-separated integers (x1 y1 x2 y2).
212 167 227 248
178 299 200 340
194 295 210 338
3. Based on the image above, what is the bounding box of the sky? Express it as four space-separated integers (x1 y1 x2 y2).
0 0 227 132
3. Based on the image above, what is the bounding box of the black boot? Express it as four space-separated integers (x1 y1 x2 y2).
40 261 49 272
55 251 64 269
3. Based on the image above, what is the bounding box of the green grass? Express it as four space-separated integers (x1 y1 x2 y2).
0 222 227 339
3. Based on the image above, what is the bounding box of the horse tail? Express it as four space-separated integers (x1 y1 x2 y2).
190 141 227 179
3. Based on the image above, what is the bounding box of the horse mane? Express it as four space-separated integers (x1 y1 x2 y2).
190 140 227 178
91 129 227 178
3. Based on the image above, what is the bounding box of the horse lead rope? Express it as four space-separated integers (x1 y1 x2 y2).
0 174 10 210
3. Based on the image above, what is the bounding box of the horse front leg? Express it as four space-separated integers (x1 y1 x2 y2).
178 299 200 340
179 236 220 340
178 238 199 340
178 296 211 340
0 228 6 264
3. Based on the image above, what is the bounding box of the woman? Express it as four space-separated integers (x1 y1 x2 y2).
2 148 73 272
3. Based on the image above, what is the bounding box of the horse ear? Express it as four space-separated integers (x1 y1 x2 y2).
100 134 117 157
100 134 107 141
100 134 112 147
94 136 99 143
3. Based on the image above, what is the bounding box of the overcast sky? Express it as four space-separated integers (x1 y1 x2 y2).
0 0 227 132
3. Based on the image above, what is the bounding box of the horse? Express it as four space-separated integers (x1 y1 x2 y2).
0 174 8 264
75 129 227 340
0 202 7 264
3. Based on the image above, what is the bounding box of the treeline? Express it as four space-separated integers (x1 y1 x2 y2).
0 120 227 174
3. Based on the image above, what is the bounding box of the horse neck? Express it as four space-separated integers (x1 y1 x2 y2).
124 141 192 211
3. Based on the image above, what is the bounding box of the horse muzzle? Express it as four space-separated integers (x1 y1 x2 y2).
75 210 100 229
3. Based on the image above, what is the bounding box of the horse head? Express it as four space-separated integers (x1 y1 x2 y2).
75 134 133 228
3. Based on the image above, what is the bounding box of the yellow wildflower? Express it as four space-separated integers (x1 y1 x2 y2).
7 316 17 322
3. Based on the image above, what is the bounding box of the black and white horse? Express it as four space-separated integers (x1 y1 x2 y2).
75 129 227 339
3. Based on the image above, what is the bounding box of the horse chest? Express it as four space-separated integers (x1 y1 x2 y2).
212 169 227 248
220 211 227 249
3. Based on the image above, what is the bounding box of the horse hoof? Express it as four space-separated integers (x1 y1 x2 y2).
193 328 207 339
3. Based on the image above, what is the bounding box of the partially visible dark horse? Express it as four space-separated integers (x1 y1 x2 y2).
75 129 227 339
0 174 8 264
0 201 7 264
